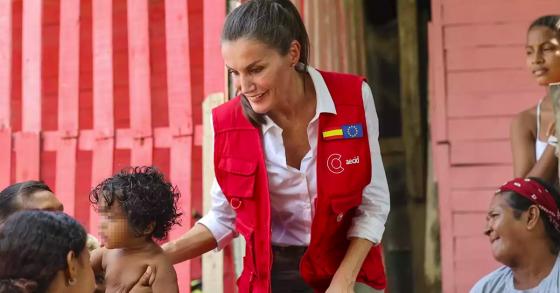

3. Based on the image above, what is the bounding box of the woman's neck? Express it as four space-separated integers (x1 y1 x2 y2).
268 72 316 128
511 244 557 290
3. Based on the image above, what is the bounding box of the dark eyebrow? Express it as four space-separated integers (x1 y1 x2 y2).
226 59 264 72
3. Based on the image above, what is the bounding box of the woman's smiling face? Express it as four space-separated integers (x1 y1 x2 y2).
222 38 296 114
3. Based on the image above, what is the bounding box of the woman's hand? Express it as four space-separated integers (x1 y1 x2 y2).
325 272 355 293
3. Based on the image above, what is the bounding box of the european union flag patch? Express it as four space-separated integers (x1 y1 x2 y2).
322 123 364 140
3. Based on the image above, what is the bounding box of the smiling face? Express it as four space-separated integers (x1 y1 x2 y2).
485 193 531 266
222 38 299 114
526 26 560 86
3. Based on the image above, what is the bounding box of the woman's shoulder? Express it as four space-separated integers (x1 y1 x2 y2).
511 106 537 133
470 265 512 293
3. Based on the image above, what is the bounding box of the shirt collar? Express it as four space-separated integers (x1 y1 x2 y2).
262 66 336 133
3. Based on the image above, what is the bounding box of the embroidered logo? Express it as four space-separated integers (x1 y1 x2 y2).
327 153 345 174
327 154 360 174
346 156 360 165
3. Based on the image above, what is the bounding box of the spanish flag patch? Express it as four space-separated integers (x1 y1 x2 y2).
322 123 364 140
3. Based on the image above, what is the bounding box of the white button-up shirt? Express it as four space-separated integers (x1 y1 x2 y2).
198 67 390 248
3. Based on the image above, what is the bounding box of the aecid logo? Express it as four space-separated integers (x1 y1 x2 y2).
327 154 360 174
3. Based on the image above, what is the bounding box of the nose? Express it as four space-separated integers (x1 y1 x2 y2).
531 50 545 65
236 74 255 95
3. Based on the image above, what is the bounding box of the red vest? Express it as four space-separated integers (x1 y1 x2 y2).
212 71 386 292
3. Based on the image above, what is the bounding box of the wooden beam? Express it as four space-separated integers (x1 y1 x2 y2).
201 93 226 293
0 0 11 129
165 0 193 290
127 0 153 166
0 0 12 188
56 0 80 216
398 0 425 199
91 0 115 237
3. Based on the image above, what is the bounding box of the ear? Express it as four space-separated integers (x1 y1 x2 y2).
288 40 301 66
65 250 79 286
526 205 541 230
142 222 156 236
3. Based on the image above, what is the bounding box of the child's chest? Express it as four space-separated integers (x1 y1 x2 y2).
103 254 153 288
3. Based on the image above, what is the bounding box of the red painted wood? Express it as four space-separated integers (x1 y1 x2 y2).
454 236 493 262
446 46 526 72
433 143 454 292
0 129 11 188
448 117 512 141
453 212 486 237
427 0 447 143
165 0 193 290
444 22 528 50
0 0 12 129
127 0 153 166
442 0 560 25
203 0 225 96
448 69 538 96
14 132 40 181
90 0 115 237
450 140 511 165
21 0 42 132
447 91 538 118
55 0 80 216
452 190 498 212
450 166 512 189
19 0 42 182
169 137 192 293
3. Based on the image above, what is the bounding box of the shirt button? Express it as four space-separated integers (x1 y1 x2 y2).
336 213 343 222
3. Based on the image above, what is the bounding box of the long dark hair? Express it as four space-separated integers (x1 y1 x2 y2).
222 0 310 126
0 211 87 293
503 177 560 254
0 181 53 222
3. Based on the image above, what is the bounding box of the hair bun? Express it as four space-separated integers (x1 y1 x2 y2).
0 278 38 293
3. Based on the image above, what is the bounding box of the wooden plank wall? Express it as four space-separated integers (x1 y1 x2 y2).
429 0 560 292
0 1 208 292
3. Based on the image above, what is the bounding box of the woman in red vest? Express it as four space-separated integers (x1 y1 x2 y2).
163 1 390 292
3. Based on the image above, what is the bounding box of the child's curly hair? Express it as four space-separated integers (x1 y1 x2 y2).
90 166 182 240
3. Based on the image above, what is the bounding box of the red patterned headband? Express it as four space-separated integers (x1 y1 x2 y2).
497 178 560 232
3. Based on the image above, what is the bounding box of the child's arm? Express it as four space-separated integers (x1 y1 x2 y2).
90 247 107 275
150 258 179 293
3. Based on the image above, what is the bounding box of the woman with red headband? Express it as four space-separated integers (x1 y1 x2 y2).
471 177 560 292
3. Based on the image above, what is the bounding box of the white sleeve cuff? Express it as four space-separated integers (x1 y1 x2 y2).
197 210 237 251
347 216 386 245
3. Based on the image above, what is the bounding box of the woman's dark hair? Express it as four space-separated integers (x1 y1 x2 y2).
222 0 310 126
89 166 182 240
502 177 560 254
528 15 560 37
0 181 52 222
0 211 87 293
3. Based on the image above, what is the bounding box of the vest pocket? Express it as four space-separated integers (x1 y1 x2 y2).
217 157 258 199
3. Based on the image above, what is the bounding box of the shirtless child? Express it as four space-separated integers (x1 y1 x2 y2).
90 167 181 293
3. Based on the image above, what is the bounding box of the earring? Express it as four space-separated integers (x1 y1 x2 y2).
295 62 306 72
67 277 76 286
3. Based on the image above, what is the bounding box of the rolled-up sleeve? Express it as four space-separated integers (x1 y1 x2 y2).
197 179 237 250
347 82 390 244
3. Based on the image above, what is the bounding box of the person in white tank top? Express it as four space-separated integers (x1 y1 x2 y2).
511 15 560 182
